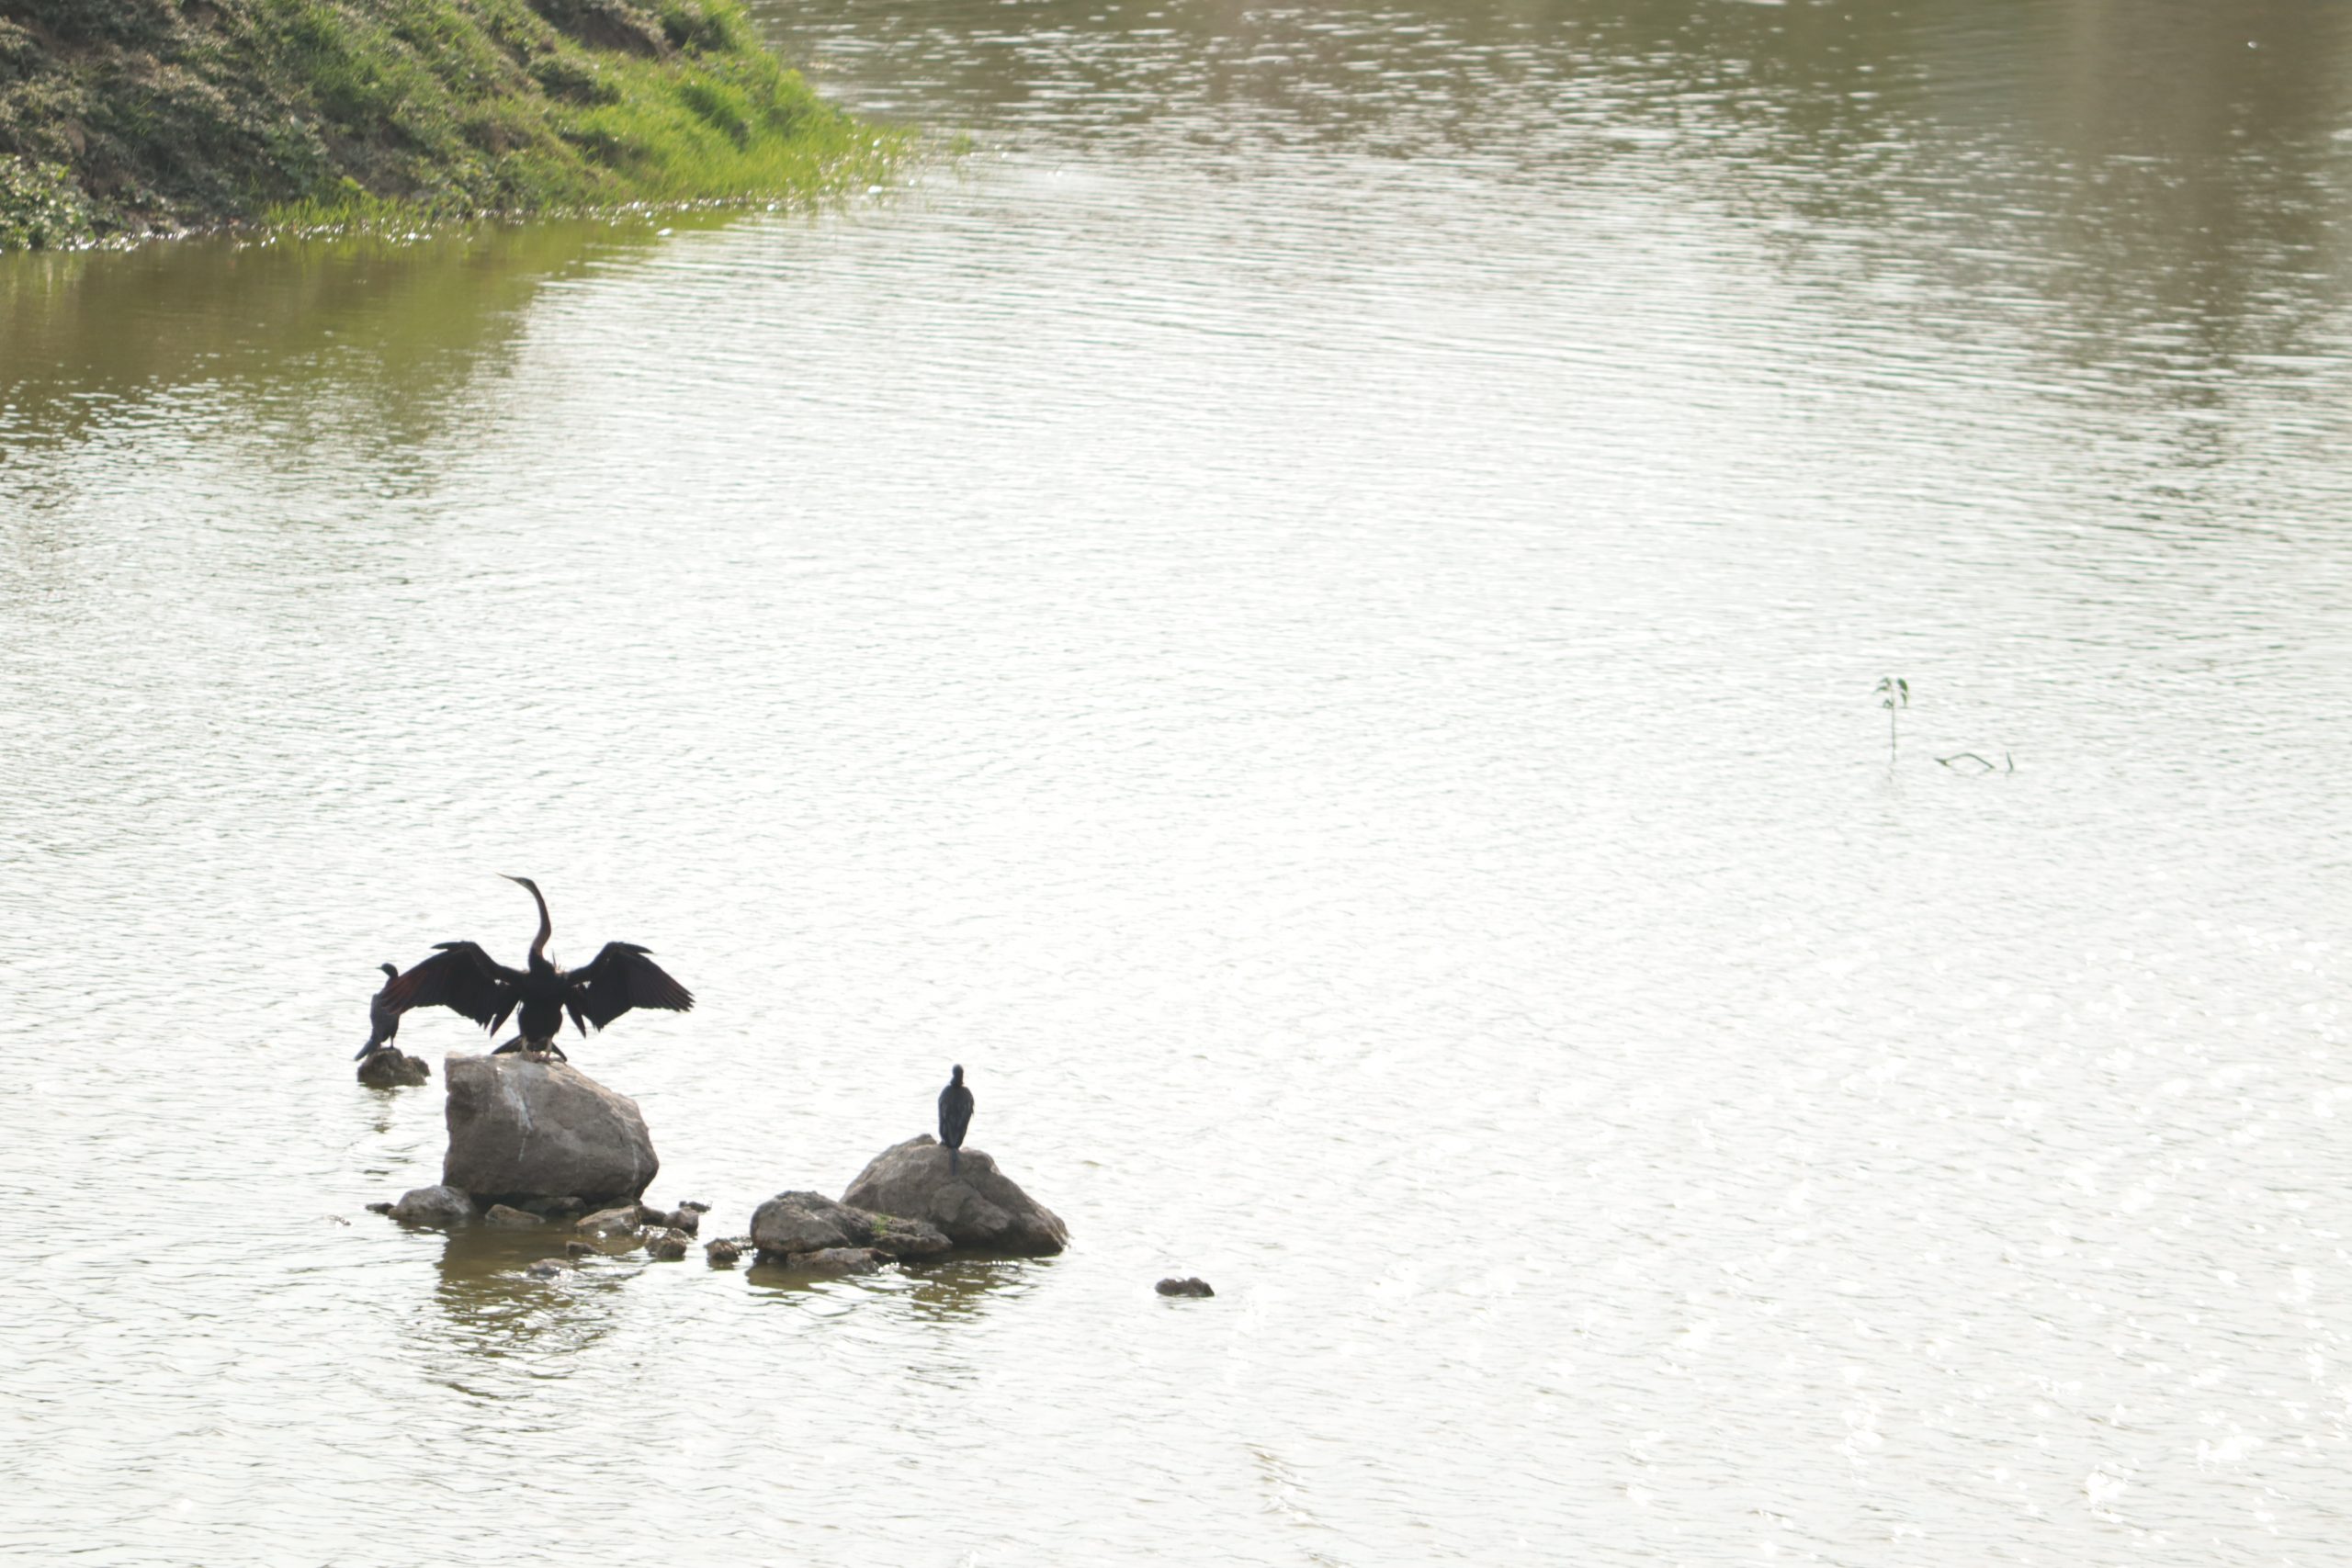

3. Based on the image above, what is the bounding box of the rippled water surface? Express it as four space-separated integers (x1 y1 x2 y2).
6 1 2352 1562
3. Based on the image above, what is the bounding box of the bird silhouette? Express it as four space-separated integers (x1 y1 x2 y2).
354 963 403 1060
938 1065 975 1175
373 875 693 1060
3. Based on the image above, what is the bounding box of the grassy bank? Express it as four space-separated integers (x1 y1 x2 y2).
0 0 906 248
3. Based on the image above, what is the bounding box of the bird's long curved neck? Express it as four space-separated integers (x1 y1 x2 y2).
522 882 552 963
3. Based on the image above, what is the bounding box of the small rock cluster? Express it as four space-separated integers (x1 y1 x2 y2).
372 1186 709 1258
371 1055 1074 1286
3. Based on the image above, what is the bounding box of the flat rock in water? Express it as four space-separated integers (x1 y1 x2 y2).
781 1247 889 1276
1156 1277 1215 1298
390 1184 472 1228
841 1136 1069 1257
483 1203 543 1227
442 1054 658 1210
577 1206 643 1241
748 1190 951 1262
356 1049 431 1089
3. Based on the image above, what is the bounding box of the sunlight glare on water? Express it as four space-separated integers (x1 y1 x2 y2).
4 0 2352 1562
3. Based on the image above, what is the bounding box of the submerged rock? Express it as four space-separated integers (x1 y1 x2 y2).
526 1258 576 1280
636 1202 700 1235
1156 1277 1215 1298
356 1049 431 1089
442 1054 658 1210
841 1136 1068 1256
483 1203 543 1228
783 1247 890 1276
748 1190 951 1263
390 1184 472 1228
577 1206 643 1242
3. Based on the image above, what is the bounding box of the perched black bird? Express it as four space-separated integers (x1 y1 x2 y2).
374 875 694 1060
354 962 404 1060
938 1065 975 1174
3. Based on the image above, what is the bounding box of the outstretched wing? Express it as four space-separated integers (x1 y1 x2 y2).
378 942 520 1036
565 942 695 1032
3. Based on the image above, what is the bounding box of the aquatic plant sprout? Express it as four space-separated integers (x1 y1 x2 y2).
1876 675 1908 763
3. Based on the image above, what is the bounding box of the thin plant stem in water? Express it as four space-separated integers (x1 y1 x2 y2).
1875 676 1908 764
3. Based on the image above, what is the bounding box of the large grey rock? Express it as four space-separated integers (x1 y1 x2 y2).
390 1184 472 1227
748 1190 952 1262
442 1054 658 1209
840 1136 1068 1257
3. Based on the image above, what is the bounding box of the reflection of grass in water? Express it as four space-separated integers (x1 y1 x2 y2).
428 1226 630 1363
0 217 698 455
899 1258 1041 1322
739 1255 1044 1317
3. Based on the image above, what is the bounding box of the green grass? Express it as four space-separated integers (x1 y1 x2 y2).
0 0 911 246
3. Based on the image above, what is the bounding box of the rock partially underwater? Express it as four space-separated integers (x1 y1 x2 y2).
747 1190 952 1266
442 1054 658 1211
389 1184 472 1228
356 1049 431 1089
841 1136 1069 1257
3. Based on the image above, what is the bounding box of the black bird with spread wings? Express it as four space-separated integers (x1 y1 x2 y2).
370 875 694 1060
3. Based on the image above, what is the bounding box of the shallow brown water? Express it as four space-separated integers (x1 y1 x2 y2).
5 2 2352 1562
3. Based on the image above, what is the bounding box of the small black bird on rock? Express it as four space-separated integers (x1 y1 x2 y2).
938 1065 975 1174
372 875 694 1060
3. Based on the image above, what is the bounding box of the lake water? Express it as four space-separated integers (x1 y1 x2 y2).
6 1 2352 1562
